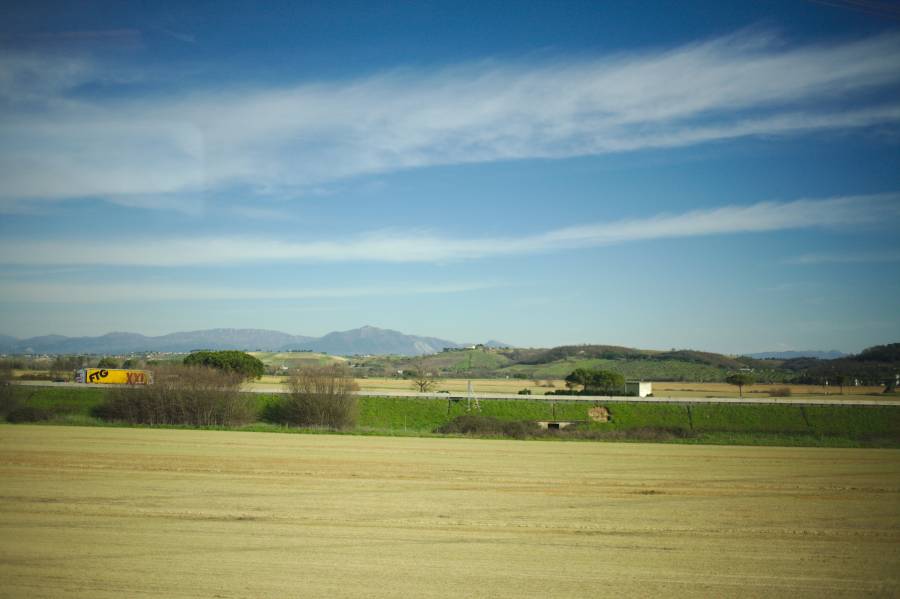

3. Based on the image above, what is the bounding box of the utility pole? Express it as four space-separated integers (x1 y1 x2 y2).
466 351 480 412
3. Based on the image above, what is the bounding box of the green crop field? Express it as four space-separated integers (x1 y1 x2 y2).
249 351 346 368
443 348 513 371
1 425 898 598
8 386 107 416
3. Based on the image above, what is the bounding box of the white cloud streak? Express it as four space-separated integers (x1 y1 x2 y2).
787 249 900 265
0 281 498 303
1 193 896 266
1 32 900 209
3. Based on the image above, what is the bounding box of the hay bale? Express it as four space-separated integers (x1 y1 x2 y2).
588 406 610 423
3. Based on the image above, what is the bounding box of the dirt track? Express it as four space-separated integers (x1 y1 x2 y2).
1 425 899 597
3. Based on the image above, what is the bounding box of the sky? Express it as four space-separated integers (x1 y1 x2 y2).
1 0 899 354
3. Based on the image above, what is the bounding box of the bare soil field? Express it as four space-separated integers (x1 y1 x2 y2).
355 376 566 394
244 376 566 395
1 425 899 597
652 381 886 399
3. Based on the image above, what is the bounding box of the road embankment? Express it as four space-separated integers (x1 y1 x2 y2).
13 380 900 406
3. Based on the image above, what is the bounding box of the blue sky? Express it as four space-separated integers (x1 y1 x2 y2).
1 0 899 353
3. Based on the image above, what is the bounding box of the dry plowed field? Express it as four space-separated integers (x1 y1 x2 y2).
1 425 899 598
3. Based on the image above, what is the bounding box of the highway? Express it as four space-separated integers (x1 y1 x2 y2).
13 380 900 406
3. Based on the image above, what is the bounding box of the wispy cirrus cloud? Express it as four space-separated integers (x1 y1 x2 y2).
0 52 96 103
0 193 896 266
787 249 900 265
0 281 498 303
1 31 900 211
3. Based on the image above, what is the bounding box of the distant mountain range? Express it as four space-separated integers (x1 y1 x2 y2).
0 326 504 357
0 326 851 360
744 350 847 360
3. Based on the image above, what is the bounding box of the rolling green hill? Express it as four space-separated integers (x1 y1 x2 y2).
344 342 899 385
353 346 792 383
498 357 733 382
249 352 346 369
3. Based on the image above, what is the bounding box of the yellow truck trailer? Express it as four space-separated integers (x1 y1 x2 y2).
75 368 152 385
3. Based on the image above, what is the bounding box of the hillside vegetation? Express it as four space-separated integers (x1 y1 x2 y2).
343 343 900 386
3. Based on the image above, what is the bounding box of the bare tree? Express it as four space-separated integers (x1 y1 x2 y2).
281 365 359 429
410 361 438 393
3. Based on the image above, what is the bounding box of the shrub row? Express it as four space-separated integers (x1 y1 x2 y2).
93 365 255 427
434 415 694 442
262 366 358 429
436 415 539 439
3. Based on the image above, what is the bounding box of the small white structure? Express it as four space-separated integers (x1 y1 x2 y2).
625 381 652 397
536 421 579 430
